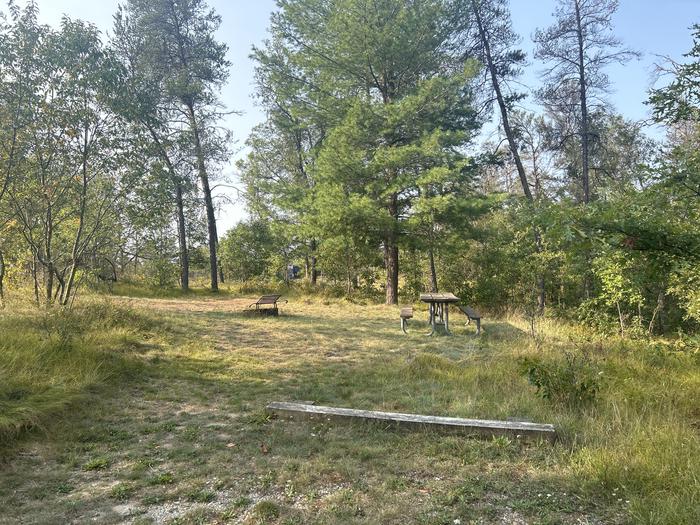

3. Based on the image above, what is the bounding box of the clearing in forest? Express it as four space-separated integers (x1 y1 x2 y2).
0 293 698 524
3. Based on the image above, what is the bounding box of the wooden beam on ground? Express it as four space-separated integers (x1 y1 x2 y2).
266 402 556 443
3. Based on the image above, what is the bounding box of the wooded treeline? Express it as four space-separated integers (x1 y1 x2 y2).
227 0 699 336
1 0 698 335
0 0 230 305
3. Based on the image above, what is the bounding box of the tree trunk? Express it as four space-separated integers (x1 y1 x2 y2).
185 103 219 292
473 0 546 312
310 239 318 285
428 247 438 293
385 194 399 305
45 203 55 306
472 0 533 201
0 249 5 306
218 260 225 285
60 128 90 306
535 230 546 313
175 183 189 291
648 290 665 335
31 256 40 306
384 242 399 305
616 301 625 337
143 121 190 292
574 0 590 204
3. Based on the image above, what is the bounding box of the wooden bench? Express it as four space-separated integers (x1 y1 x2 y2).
399 306 413 334
458 305 482 335
248 294 287 316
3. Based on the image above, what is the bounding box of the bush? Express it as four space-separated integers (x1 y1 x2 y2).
520 350 601 408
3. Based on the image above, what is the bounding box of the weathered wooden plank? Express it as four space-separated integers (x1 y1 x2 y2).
266 402 556 443
400 307 414 319
419 293 460 303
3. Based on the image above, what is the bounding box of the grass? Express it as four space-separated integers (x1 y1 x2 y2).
0 297 154 443
0 288 698 524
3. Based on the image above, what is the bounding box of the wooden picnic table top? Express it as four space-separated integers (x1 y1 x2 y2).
419 293 460 303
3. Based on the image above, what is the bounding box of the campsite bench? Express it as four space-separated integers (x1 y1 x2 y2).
399 306 414 334
458 305 482 335
249 294 287 316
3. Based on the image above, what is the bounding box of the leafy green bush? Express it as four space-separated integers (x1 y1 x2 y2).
520 350 601 408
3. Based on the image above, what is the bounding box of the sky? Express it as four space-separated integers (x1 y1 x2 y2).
14 0 700 233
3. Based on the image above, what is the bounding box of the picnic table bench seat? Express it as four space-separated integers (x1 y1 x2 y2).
399 306 413 334
458 305 482 335
248 294 287 316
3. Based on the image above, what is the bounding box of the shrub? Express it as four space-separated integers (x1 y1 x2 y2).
520 350 601 408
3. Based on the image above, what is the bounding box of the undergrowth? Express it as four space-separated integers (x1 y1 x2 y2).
0 298 156 446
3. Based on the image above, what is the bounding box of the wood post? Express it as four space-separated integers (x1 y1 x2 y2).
266 402 556 443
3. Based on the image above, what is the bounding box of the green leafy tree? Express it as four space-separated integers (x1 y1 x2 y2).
253 0 483 304
219 220 276 282
118 0 231 291
3 12 124 306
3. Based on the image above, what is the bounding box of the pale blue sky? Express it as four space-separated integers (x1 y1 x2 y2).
14 0 700 231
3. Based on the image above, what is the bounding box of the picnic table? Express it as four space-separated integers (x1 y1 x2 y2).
420 292 460 336
248 294 287 316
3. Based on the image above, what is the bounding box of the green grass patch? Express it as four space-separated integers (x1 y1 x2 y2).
0 298 156 446
0 291 697 524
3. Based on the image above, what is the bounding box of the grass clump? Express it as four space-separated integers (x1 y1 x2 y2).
82 456 110 471
0 298 154 446
186 487 216 503
147 472 175 485
252 500 280 522
110 482 135 501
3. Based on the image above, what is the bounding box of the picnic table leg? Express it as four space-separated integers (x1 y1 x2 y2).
444 303 453 335
427 303 436 336
475 317 481 336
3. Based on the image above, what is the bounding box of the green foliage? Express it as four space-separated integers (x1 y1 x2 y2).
649 24 700 124
520 351 601 408
82 456 110 471
218 220 272 282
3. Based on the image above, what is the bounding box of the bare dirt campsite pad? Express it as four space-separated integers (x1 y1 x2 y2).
1 294 698 524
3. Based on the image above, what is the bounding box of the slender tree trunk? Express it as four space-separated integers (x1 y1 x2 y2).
175 183 189 291
534 230 546 313
142 121 190 291
310 239 318 285
385 194 399 305
616 301 625 337
574 0 590 204
31 256 40 306
472 0 532 201
185 103 218 291
218 260 225 284
45 203 54 306
473 0 546 312
428 247 438 293
61 128 90 306
0 249 5 306
648 290 665 335
384 242 399 305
